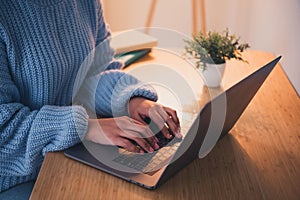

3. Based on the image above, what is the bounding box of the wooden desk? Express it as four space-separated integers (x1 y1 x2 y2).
30 51 300 200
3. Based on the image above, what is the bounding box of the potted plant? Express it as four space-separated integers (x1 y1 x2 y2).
184 29 250 87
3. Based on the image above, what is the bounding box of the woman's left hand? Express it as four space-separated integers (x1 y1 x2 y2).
128 97 182 140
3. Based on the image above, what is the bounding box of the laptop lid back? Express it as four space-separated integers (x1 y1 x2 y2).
157 56 281 187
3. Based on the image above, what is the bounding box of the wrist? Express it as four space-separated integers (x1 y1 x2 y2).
85 119 100 143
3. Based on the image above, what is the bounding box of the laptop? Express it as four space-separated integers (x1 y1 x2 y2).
64 56 281 189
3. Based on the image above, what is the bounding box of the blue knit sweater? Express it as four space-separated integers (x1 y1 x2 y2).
0 0 157 191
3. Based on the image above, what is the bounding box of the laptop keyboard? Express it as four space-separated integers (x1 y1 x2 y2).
113 137 181 173
112 113 195 173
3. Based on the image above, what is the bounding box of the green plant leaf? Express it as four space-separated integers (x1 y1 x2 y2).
183 29 250 71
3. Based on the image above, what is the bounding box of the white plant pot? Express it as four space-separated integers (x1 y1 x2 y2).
199 63 226 88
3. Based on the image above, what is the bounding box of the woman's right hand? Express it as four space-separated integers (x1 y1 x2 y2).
85 116 159 153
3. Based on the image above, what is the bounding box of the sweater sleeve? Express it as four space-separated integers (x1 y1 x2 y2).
0 34 88 179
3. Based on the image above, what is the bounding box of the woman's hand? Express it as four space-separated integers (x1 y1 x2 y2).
85 117 159 153
128 97 182 139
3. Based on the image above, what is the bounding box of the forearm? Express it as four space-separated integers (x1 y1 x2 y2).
85 70 158 117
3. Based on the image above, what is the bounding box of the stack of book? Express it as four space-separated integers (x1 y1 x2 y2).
111 30 158 68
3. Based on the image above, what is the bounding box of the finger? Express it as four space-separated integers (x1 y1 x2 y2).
123 118 159 147
132 137 156 153
123 129 159 151
165 115 182 139
156 108 181 139
119 129 155 153
164 107 180 125
162 122 173 139
116 117 151 137
117 118 158 150
115 138 144 153
133 113 148 125
149 111 173 139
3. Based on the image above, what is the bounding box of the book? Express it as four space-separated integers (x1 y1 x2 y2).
111 30 158 54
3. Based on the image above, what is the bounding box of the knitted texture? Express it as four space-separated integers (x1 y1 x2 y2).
0 0 157 191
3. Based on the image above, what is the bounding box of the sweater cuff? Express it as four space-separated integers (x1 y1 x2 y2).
30 105 88 155
113 82 159 116
95 70 158 117
127 83 158 101
70 105 89 140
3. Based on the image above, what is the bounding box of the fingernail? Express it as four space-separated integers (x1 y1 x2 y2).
168 134 173 139
176 132 182 139
139 149 144 154
149 147 154 153
154 143 159 150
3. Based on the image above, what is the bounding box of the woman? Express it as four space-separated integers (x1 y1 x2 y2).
0 0 181 194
